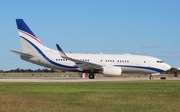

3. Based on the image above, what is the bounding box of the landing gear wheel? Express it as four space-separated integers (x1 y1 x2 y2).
89 73 95 79
149 76 154 80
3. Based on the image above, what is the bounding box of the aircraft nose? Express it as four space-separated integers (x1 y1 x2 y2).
164 63 171 71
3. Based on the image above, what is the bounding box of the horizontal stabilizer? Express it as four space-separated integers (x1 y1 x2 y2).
10 50 34 58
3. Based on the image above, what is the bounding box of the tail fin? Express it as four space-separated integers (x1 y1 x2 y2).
16 19 43 54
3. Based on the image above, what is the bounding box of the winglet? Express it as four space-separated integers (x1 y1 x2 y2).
56 44 67 58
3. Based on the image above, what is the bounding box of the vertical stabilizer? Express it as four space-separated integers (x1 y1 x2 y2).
16 19 44 54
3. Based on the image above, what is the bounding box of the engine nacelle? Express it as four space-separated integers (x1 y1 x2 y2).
102 66 122 77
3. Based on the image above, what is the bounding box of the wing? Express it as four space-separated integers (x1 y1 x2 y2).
56 44 102 70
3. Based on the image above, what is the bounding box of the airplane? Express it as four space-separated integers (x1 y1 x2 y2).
11 19 171 79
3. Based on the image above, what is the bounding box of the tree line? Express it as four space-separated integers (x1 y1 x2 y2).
162 67 179 77
0 68 56 73
0 67 179 77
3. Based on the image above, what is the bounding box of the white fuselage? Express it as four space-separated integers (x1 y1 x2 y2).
20 48 171 74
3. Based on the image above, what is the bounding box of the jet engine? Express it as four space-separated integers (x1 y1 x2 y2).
102 66 122 77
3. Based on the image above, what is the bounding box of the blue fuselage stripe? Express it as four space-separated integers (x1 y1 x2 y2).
115 65 164 72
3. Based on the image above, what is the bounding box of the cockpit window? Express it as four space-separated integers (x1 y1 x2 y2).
157 61 164 63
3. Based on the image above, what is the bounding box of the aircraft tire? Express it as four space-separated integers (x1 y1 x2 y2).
149 76 153 80
89 73 95 79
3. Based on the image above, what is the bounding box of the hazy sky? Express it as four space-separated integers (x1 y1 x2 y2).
0 0 180 70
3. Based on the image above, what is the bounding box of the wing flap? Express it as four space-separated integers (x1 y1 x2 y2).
69 58 102 70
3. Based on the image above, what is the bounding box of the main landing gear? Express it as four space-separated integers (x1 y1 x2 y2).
89 73 95 79
149 74 154 80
